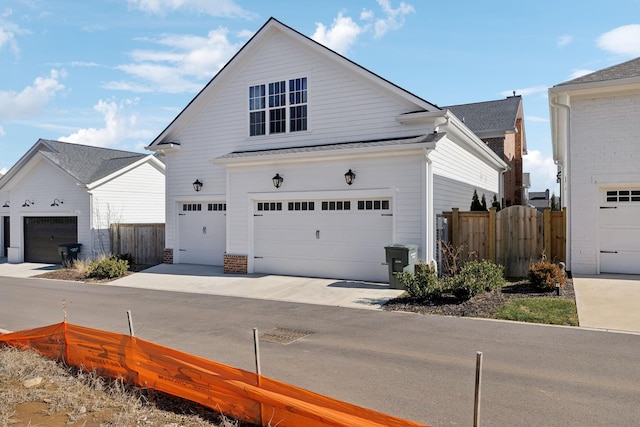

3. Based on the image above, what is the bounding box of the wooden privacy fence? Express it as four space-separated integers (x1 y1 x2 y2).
110 223 165 265
440 206 566 277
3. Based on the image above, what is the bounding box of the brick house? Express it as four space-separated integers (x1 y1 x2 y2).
549 56 640 274
447 95 527 206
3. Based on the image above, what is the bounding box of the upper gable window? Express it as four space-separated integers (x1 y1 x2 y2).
249 77 307 136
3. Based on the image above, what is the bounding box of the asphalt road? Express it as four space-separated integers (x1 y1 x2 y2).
1 276 639 426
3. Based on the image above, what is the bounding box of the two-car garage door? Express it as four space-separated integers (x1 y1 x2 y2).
254 198 392 282
599 189 640 274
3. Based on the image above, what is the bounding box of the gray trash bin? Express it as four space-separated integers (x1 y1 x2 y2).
58 243 82 264
385 244 418 289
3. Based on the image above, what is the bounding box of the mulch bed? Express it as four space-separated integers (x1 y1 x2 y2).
383 279 575 318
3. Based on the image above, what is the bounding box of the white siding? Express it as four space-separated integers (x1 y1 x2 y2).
4 158 90 262
226 154 425 261
431 136 500 214
90 161 165 256
569 93 640 274
160 30 433 251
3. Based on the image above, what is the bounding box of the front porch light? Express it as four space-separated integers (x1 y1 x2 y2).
272 173 283 189
193 179 203 192
344 169 356 186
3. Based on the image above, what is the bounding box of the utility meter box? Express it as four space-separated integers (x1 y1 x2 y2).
384 244 418 289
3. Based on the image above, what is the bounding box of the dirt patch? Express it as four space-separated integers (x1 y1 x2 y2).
384 279 575 318
0 346 243 426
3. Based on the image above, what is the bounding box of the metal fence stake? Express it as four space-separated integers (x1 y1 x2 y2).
127 310 135 337
474 351 483 427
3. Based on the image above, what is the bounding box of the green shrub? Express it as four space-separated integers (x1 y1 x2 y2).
528 261 566 291
397 262 442 299
114 252 135 265
88 256 129 279
448 260 506 300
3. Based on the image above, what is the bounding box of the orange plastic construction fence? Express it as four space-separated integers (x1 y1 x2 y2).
0 322 429 427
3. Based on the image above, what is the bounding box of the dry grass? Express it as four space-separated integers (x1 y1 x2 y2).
0 345 244 426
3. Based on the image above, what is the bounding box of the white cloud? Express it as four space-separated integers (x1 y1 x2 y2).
312 13 364 55
107 27 241 93
0 9 26 54
557 35 572 47
524 150 558 192
58 99 148 148
0 125 5 136
127 0 255 19
597 24 640 56
500 85 547 97
0 167 8 175
369 0 415 38
569 69 594 80
0 70 65 121
525 115 549 123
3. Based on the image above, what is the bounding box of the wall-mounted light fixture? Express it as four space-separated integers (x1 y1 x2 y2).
272 173 283 189
192 179 203 192
344 169 356 186
22 199 34 207
1 201 8 208
51 198 63 207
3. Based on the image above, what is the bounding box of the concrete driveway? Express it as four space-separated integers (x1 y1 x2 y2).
0 259 403 310
573 274 640 333
3 258 640 331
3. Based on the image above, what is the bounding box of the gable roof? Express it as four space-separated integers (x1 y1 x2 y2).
0 139 158 189
555 56 640 87
147 17 440 149
445 95 522 136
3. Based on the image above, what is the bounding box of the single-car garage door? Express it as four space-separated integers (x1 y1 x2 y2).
254 198 392 282
24 217 78 263
177 202 226 265
599 188 640 274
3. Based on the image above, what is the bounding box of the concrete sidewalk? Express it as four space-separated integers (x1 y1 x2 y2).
573 274 640 334
0 260 404 310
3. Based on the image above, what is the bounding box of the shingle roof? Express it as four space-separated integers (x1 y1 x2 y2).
216 133 443 160
445 96 522 134
555 56 640 86
37 139 148 184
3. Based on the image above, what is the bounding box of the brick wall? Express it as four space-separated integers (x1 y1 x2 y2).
224 254 248 274
163 248 173 264
569 93 640 273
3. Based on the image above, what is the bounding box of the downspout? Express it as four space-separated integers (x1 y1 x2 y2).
423 146 436 270
549 95 571 271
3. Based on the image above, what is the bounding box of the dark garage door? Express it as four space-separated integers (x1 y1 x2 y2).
24 217 78 263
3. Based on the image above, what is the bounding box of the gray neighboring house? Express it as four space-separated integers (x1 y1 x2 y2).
447 95 527 207
0 139 165 263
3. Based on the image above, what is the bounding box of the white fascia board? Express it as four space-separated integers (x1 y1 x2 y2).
212 137 437 167
86 155 165 190
549 76 640 99
439 111 508 170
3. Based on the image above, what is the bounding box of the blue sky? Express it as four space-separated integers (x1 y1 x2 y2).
2 0 640 194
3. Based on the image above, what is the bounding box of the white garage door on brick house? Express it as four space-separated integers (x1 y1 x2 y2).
177 202 226 265
253 198 392 282
599 188 640 274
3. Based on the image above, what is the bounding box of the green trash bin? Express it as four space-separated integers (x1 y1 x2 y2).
384 244 418 289
58 243 82 264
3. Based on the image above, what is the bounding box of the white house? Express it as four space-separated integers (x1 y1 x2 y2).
147 18 507 283
0 139 165 263
549 56 640 274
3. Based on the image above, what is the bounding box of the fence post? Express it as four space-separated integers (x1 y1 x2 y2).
474 351 483 427
488 208 496 263
543 208 551 259
452 208 459 248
